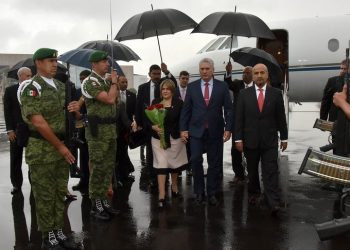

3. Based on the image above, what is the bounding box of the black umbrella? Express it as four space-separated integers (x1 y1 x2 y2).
230 47 282 79
192 11 275 60
58 48 124 75
7 58 68 80
115 6 197 62
78 40 141 62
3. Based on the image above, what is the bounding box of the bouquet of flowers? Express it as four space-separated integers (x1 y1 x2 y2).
145 103 168 149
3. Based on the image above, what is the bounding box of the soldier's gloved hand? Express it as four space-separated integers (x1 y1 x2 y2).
58 145 76 164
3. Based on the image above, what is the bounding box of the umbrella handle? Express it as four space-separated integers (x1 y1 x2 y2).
156 32 163 63
228 34 234 63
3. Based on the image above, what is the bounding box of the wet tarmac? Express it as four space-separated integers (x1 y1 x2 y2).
1 104 349 250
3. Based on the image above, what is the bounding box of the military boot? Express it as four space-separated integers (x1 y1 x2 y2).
56 229 80 249
102 199 120 215
41 231 64 250
90 199 111 221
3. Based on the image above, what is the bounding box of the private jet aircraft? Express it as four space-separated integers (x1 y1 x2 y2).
171 15 350 102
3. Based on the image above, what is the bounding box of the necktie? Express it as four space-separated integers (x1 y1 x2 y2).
121 91 126 103
204 82 209 106
150 84 154 104
258 88 264 112
181 88 186 101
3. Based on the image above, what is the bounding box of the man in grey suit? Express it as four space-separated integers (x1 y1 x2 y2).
235 63 288 215
180 58 232 205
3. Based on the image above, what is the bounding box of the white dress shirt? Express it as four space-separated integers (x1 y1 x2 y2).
201 79 213 98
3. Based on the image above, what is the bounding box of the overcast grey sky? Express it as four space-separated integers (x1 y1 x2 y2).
1 0 349 74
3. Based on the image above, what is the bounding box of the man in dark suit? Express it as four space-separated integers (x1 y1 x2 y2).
175 70 192 177
116 76 136 184
3 67 32 194
135 63 177 188
180 58 232 206
224 62 253 185
235 63 288 215
320 59 349 122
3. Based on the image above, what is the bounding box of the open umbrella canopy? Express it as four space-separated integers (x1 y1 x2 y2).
115 7 197 62
58 48 124 75
192 12 275 39
78 40 141 62
230 47 282 80
115 8 197 41
7 58 68 80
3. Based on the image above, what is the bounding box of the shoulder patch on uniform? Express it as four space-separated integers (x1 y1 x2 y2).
89 76 101 87
18 80 42 104
81 77 94 99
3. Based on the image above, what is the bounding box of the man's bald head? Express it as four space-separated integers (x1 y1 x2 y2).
253 64 269 88
17 67 32 83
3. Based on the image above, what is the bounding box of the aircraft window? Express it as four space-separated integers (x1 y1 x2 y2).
197 39 217 54
218 37 238 50
206 37 226 52
328 39 339 52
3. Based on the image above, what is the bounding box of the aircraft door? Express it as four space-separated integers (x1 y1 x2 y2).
257 30 289 90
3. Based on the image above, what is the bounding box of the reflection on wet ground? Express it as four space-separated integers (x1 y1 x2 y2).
1 106 350 250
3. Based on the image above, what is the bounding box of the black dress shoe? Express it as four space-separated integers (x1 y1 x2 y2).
102 200 120 215
90 199 111 221
65 193 77 202
186 170 193 176
158 199 166 208
127 174 135 182
11 187 20 195
56 229 80 249
248 194 260 206
171 191 183 199
271 206 281 216
228 177 245 186
208 195 218 206
195 194 206 205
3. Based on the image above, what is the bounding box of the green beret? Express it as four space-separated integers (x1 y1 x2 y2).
89 50 108 62
33 48 58 61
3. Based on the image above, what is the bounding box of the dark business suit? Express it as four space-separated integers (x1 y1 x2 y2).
235 85 288 208
135 75 177 184
135 81 160 183
224 76 246 179
180 79 232 196
116 90 136 182
176 86 191 172
320 76 344 122
3 83 25 189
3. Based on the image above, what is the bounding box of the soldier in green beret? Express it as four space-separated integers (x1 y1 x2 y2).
19 48 80 249
81 50 120 221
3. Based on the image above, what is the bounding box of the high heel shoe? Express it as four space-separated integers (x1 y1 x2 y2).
158 199 166 208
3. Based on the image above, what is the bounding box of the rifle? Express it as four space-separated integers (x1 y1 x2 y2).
65 80 82 178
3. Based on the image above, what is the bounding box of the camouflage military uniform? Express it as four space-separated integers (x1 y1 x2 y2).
19 74 68 233
81 71 117 202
